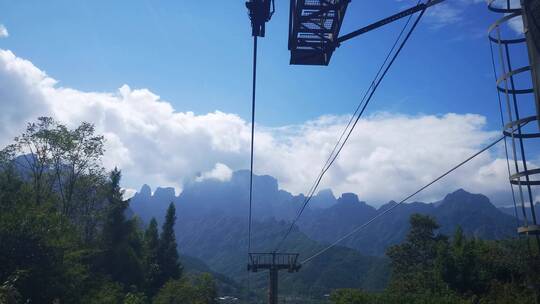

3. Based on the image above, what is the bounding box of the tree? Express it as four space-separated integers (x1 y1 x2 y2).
52 122 104 218
157 203 182 286
5 117 105 223
0 151 24 211
153 275 217 304
10 117 59 205
100 168 144 289
195 273 217 304
448 226 478 294
386 214 446 294
153 280 197 304
330 289 371 304
144 218 161 296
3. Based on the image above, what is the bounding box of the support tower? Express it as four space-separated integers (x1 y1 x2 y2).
248 253 301 304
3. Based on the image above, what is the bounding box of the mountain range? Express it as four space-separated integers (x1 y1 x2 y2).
129 170 535 297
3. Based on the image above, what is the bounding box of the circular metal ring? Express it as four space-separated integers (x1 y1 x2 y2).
497 86 535 95
488 0 522 14
488 12 526 45
510 168 540 181
510 180 540 186
518 225 540 235
503 131 540 138
496 66 534 95
504 115 538 130
496 66 531 86
503 115 540 138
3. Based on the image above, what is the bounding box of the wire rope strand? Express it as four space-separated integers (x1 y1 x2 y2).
246 35 258 302
248 36 258 254
489 38 520 227
301 134 507 265
274 0 430 253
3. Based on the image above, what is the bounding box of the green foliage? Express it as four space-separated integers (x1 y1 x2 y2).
386 214 446 294
124 291 149 304
0 272 23 304
0 117 207 304
153 274 217 304
80 279 124 304
145 218 162 296
331 214 540 304
194 273 218 304
157 203 183 285
330 289 376 304
100 168 145 289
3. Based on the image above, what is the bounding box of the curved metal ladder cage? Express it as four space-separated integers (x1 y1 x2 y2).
488 0 540 238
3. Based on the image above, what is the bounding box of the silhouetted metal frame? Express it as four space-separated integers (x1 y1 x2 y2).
488 0 540 236
521 0 540 131
288 0 446 65
248 252 302 273
247 252 301 304
288 0 350 65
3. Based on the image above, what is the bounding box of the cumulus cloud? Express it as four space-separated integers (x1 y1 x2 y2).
507 15 524 34
0 25 8 38
0 49 525 206
196 163 233 182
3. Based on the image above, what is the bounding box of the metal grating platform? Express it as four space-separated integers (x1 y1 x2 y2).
248 252 301 273
288 0 350 65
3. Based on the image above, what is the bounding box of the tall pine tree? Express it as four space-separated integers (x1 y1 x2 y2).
157 203 182 286
100 168 144 289
144 218 161 296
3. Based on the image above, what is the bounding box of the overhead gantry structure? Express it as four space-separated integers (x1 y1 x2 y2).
287 0 350 65
244 1 447 303
245 0 540 303
287 0 445 65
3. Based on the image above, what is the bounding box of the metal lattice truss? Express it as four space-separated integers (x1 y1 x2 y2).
288 0 350 65
248 252 301 273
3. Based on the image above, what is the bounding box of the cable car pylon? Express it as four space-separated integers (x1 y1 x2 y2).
245 1 302 304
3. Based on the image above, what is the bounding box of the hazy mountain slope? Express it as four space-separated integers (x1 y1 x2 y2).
131 171 519 258
298 189 517 256
175 213 389 296
499 202 540 224
181 254 243 296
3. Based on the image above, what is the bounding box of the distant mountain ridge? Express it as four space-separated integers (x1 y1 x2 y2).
129 170 525 296
498 202 540 223
130 170 521 257
298 189 518 255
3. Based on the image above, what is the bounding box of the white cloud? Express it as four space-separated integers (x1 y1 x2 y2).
397 0 508 34
123 188 137 200
397 0 485 28
0 25 8 38
426 3 464 28
507 15 524 34
0 49 528 206
196 163 233 182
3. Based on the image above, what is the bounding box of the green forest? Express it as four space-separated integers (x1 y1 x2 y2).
0 118 217 303
330 214 540 304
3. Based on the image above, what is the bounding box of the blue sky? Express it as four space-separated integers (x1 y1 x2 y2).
0 0 505 127
1 0 536 205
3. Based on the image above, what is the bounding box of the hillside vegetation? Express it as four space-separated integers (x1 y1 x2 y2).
0 118 218 303
330 214 540 304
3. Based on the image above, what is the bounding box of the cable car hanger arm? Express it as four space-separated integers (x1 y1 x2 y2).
336 0 446 46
